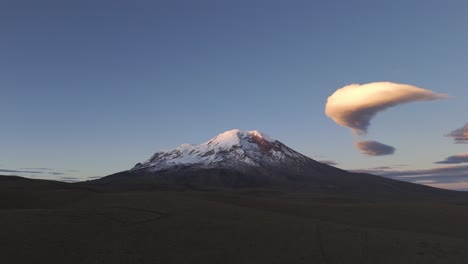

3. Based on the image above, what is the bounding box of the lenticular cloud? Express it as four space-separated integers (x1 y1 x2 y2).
355 141 395 156
325 82 447 135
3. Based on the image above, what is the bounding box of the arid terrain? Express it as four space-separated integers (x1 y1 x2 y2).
2 175 468 264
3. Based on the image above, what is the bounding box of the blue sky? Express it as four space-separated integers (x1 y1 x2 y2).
1 0 467 188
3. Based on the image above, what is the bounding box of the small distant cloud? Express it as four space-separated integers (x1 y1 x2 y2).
0 167 69 179
21 167 54 171
0 169 43 174
446 124 468 144
325 82 447 135
318 160 339 166
59 177 81 183
371 165 468 179
49 172 65 175
435 153 468 164
426 182 468 191
352 165 468 190
370 166 393 170
358 165 408 171
413 180 436 184
355 141 395 156
351 168 388 175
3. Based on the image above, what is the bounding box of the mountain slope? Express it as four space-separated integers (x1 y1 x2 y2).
131 129 315 173
88 129 459 201
97 129 343 187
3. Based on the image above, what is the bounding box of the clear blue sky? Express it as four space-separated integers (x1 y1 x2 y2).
2 0 467 187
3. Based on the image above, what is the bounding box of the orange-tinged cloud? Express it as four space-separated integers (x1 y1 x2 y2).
325 82 447 134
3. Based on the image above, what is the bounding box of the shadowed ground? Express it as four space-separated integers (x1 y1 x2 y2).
2 175 468 264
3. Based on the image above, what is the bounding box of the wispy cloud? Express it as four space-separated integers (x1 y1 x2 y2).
49 172 65 175
355 141 395 156
352 165 468 190
20 167 54 171
0 169 43 174
413 180 437 184
325 82 447 135
59 177 81 183
435 153 468 164
424 182 468 191
0 167 66 178
318 160 339 166
446 124 468 144
356 165 468 178
369 166 393 170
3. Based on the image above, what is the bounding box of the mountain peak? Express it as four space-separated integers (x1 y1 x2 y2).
206 129 274 148
131 129 309 172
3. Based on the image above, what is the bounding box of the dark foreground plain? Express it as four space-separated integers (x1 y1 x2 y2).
2 176 468 264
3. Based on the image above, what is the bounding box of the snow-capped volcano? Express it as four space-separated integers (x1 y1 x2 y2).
95 129 450 199
131 129 313 172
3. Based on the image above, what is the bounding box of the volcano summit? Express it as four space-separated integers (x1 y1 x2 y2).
131 129 315 173
93 130 452 200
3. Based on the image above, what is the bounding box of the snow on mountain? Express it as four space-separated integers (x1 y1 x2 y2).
131 129 312 172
